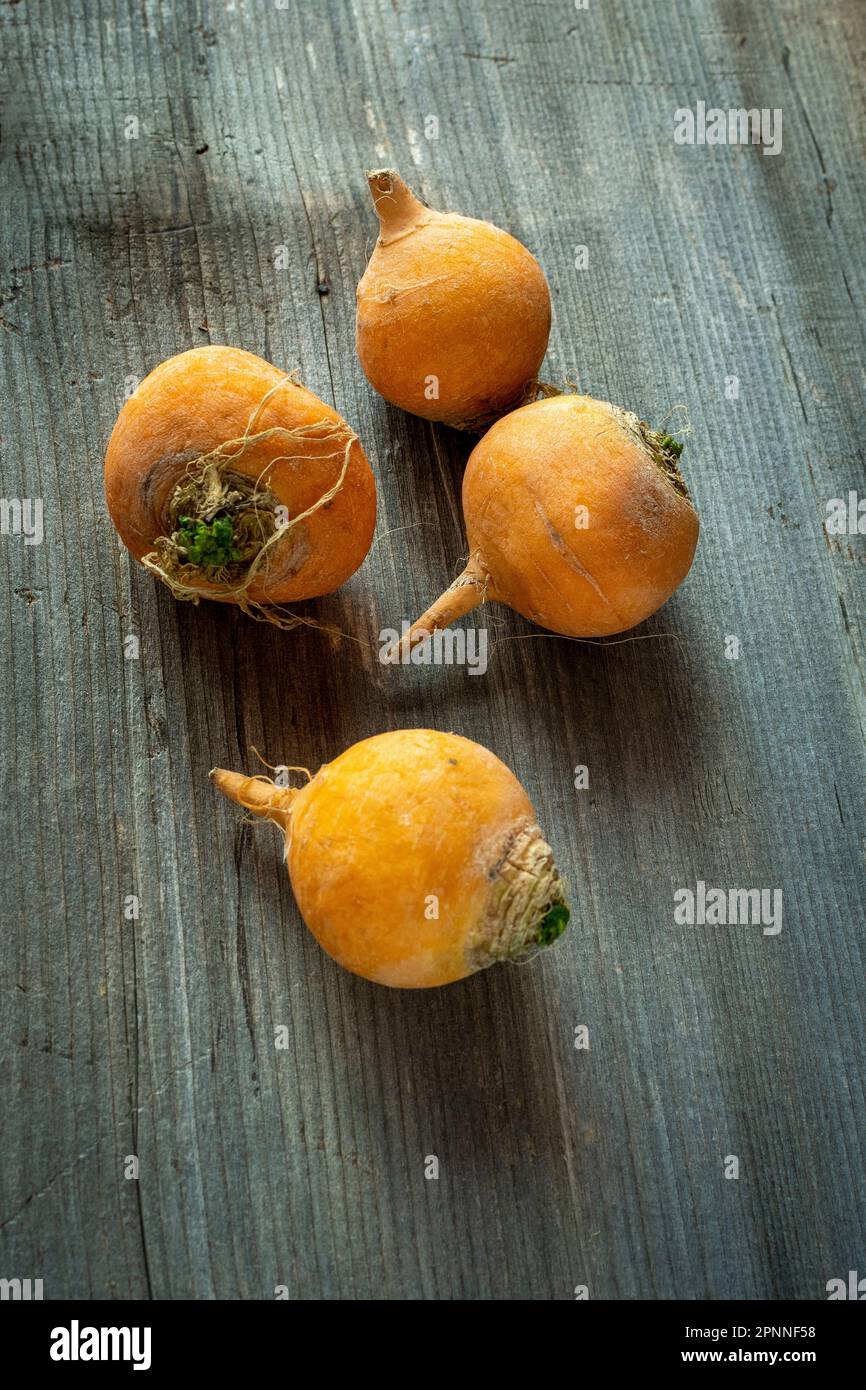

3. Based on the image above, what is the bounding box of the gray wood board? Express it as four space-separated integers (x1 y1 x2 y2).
1 0 863 1299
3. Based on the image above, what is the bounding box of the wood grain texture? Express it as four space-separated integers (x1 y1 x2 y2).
1 0 864 1300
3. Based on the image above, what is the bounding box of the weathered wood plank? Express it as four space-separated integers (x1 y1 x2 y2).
1 0 863 1299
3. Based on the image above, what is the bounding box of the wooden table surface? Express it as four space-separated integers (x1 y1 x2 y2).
1 0 864 1301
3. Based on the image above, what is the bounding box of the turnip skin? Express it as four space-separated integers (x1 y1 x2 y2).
356 171 551 430
401 394 699 652
212 730 569 989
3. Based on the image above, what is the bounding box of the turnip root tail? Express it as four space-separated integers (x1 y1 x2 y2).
210 769 298 830
366 169 432 242
395 553 490 661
